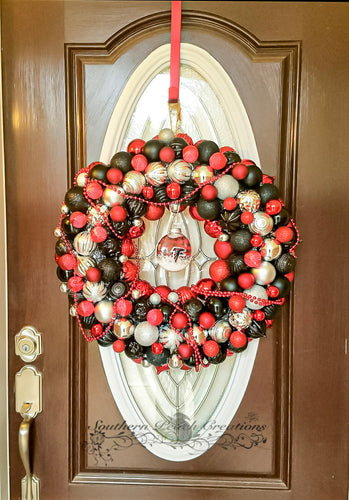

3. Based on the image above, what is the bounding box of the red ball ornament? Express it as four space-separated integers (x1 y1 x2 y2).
166 182 181 199
274 226 294 243
232 163 248 180
142 185 154 199
203 340 219 358
196 278 216 292
59 253 76 271
67 276 84 292
159 146 175 163
267 285 279 298
266 199 282 215
113 339 125 353
176 133 193 145
238 272 255 289
172 312 188 330
182 145 199 163
70 211 87 228
86 267 102 283
134 279 153 298
91 225 108 243
220 146 235 153
115 298 133 317
204 220 222 238
199 312 215 329
253 310 265 321
209 259 230 282
228 295 246 312
147 309 164 326
244 250 262 268
121 239 135 257
107 167 123 185
152 342 164 355
129 224 145 239
229 330 247 349
123 260 138 282
154 285 171 299
201 184 218 201
214 239 233 259
262 174 275 184
110 205 127 222
127 138 145 155
223 197 237 210
285 271 294 282
241 211 254 224
86 182 103 200
178 343 194 360
189 205 205 221
176 286 196 303
131 154 148 172
91 323 103 337
241 159 255 166
145 204 165 220
250 234 263 247
209 152 227 170
77 300 94 317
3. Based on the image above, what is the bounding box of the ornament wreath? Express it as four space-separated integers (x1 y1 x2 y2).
55 128 300 373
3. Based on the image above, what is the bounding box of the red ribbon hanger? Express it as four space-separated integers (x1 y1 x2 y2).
169 0 182 104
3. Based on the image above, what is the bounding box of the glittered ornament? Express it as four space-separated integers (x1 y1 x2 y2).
258 183 280 204
230 229 252 253
197 140 219 163
197 198 221 220
276 253 296 274
214 175 239 200
238 190 261 212
134 321 159 346
209 259 230 282
159 326 182 352
156 225 192 271
229 308 252 329
110 152 133 173
124 339 144 359
65 186 90 213
244 284 268 310
83 281 108 303
98 258 120 282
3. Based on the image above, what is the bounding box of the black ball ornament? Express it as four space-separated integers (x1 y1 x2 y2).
205 346 227 364
55 238 71 256
246 320 267 339
159 303 174 324
61 216 80 236
97 330 118 347
206 297 226 318
197 197 221 220
227 336 248 354
219 208 242 232
145 346 170 366
181 180 200 205
64 186 90 213
110 152 132 174
230 229 252 253
88 163 109 182
142 140 164 161
227 254 248 275
197 140 219 163
125 339 144 359
80 314 98 330
126 198 147 217
243 165 263 188
153 185 169 203
98 258 121 282
99 237 121 258
270 275 291 298
56 267 73 282
273 207 290 227
220 276 240 292
112 219 131 236
184 299 203 322
263 303 282 319
223 150 241 165
170 137 188 158
132 297 151 322
276 253 296 274
258 183 280 204
107 281 129 301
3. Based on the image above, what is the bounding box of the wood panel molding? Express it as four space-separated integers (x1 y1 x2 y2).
66 9 301 490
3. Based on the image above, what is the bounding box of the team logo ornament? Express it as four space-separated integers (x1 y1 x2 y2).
55 129 300 373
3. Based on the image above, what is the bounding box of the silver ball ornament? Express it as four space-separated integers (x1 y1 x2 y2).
209 320 232 343
54 227 62 238
159 128 175 144
60 283 69 293
69 305 77 317
61 203 69 214
73 231 96 256
252 261 276 285
102 186 125 206
145 162 167 186
191 324 207 345
94 300 114 323
167 159 192 184
168 354 183 370
141 358 151 368
131 289 141 300
192 165 213 184
82 281 107 303
214 175 239 199
229 309 252 329
134 321 159 346
119 255 128 263
149 293 162 306
122 171 145 194
218 233 230 242
249 211 274 236
238 190 261 212
76 172 88 187
244 284 268 310
87 205 109 225
260 238 282 261
168 291 179 303
76 256 96 277
113 318 135 339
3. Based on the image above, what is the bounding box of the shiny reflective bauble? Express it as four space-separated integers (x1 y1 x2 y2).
252 261 277 285
191 324 207 345
183 299 203 322
132 297 151 322
206 296 226 318
76 256 96 277
159 326 182 352
94 300 114 323
73 231 96 256
87 205 109 225
82 281 107 303
209 320 232 343
122 171 145 194
167 291 179 303
158 303 174 324
243 165 263 188
229 308 252 329
220 276 240 292
98 258 120 282
156 227 192 272
249 211 274 236
270 276 291 298
102 186 125 206
149 293 161 306
145 162 167 186
244 284 268 310
113 318 135 339
167 159 192 184
88 163 108 182
214 175 239 200
60 283 68 293
142 140 163 161
158 128 175 144
134 321 159 346
168 353 183 370
108 281 129 301
192 165 214 184
238 190 261 212
260 238 282 261
246 319 267 339
69 305 77 317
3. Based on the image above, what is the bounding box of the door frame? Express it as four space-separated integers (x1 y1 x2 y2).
0 12 10 500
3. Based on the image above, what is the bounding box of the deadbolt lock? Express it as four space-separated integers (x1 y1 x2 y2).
15 326 42 363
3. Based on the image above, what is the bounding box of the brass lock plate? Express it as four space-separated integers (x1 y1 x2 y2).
15 366 42 419
15 326 42 363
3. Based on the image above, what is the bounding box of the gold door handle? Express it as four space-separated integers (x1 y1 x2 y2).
15 367 42 500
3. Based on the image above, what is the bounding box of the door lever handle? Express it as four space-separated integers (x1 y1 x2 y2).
15 367 42 500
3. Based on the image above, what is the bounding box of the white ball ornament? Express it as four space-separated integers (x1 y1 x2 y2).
134 321 159 346
76 172 88 187
244 284 268 310
123 171 145 194
94 300 114 323
102 186 125 206
214 175 239 200
252 261 276 285
149 293 161 306
167 291 179 303
73 231 96 256
159 128 175 144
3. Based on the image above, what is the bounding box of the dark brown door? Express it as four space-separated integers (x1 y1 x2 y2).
4 1 348 499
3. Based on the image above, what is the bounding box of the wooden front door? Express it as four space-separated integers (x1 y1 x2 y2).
4 1 348 499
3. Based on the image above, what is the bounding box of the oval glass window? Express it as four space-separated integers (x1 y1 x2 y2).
99 43 260 461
